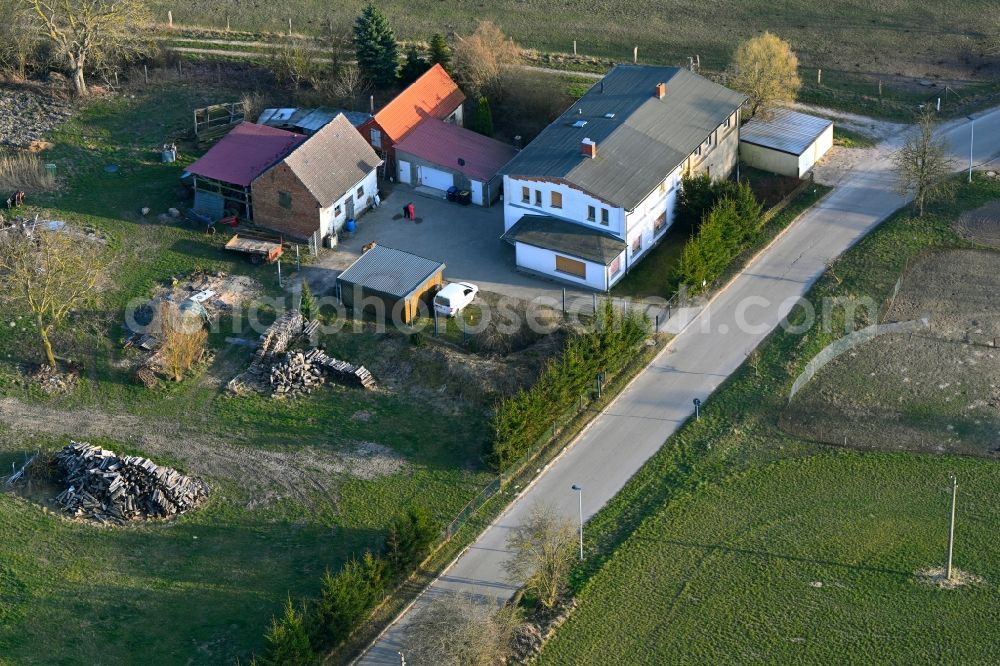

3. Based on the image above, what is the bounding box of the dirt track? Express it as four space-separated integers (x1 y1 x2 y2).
0 396 405 508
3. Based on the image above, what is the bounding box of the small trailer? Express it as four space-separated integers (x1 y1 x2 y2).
225 232 283 264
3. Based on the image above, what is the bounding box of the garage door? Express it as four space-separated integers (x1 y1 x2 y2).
418 166 453 192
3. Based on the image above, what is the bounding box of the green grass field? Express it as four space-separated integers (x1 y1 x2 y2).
540 452 1000 665
0 81 496 664
535 175 1000 663
151 0 997 84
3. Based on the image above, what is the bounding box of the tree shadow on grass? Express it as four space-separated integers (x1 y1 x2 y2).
0 512 384 664
640 537 911 577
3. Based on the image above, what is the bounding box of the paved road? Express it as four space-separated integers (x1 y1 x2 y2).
359 107 1000 663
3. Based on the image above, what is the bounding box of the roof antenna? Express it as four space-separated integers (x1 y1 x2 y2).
578 108 583 115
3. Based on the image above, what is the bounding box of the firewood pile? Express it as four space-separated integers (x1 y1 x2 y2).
228 310 304 393
270 348 376 398
51 441 209 524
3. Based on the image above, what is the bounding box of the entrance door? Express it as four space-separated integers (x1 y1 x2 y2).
470 180 484 205
398 160 412 184
346 194 355 220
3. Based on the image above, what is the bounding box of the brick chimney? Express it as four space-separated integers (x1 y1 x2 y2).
580 138 597 159
655 82 667 99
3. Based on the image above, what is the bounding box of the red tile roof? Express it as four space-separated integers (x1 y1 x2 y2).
372 64 466 143
187 122 305 186
395 120 518 182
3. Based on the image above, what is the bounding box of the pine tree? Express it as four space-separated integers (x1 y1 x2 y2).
299 280 316 321
470 96 494 137
353 4 399 88
428 33 451 70
399 45 429 85
259 597 314 666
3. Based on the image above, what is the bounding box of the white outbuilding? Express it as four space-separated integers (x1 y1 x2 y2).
739 109 834 178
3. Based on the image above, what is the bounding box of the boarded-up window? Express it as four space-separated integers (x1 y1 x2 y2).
609 255 621 277
632 235 642 254
278 191 292 209
555 254 586 278
522 186 530 202
551 191 562 208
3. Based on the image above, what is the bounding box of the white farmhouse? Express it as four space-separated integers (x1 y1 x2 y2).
501 65 746 291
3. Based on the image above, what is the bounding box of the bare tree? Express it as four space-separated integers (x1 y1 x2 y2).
0 0 39 79
402 594 520 666
730 32 802 119
504 504 577 610
28 0 150 96
0 228 110 366
270 40 322 91
892 109 955 217
452 21 522 100
323 63 371 108
156 302 207 382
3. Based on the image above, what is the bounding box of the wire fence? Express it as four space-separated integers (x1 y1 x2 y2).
788 317 930 401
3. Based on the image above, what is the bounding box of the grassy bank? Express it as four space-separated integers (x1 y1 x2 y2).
537 174 1000 662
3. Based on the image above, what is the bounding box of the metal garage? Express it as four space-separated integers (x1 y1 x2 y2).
739 109 834 178
336 244 445 325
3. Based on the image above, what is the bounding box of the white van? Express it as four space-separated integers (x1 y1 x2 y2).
434 282 479 317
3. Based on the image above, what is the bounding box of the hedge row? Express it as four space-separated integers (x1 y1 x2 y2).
489 301 650 471
675 175 763 292
254 505 438 665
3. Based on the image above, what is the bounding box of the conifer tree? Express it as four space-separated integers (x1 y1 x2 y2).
399 45 429 85
353 4 399 87
428 33 451 70
470 96 494 137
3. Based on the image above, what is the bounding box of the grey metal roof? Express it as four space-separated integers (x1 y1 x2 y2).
337 245 445 298
739 109 833 156
502 65 746 210
502 215 626 265
257 108 308 129
295 108 372 133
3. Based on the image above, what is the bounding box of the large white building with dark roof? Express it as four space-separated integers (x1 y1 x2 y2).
501 65 746 291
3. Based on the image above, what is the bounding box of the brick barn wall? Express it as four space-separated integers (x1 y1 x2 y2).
251 163 321 240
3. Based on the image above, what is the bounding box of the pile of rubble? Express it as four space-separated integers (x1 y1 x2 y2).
52 441 209 524
270 348 376 398
0 88 72 148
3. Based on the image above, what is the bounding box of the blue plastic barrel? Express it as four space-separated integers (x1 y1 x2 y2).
344 218 356 232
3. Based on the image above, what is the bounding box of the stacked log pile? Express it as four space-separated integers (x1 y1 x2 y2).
270 348 376 397
228 310 304 393
52 441 209 524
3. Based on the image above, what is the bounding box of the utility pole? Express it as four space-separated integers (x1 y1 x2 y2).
968 117 975 183
947 475 957 580
572 484 584 560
